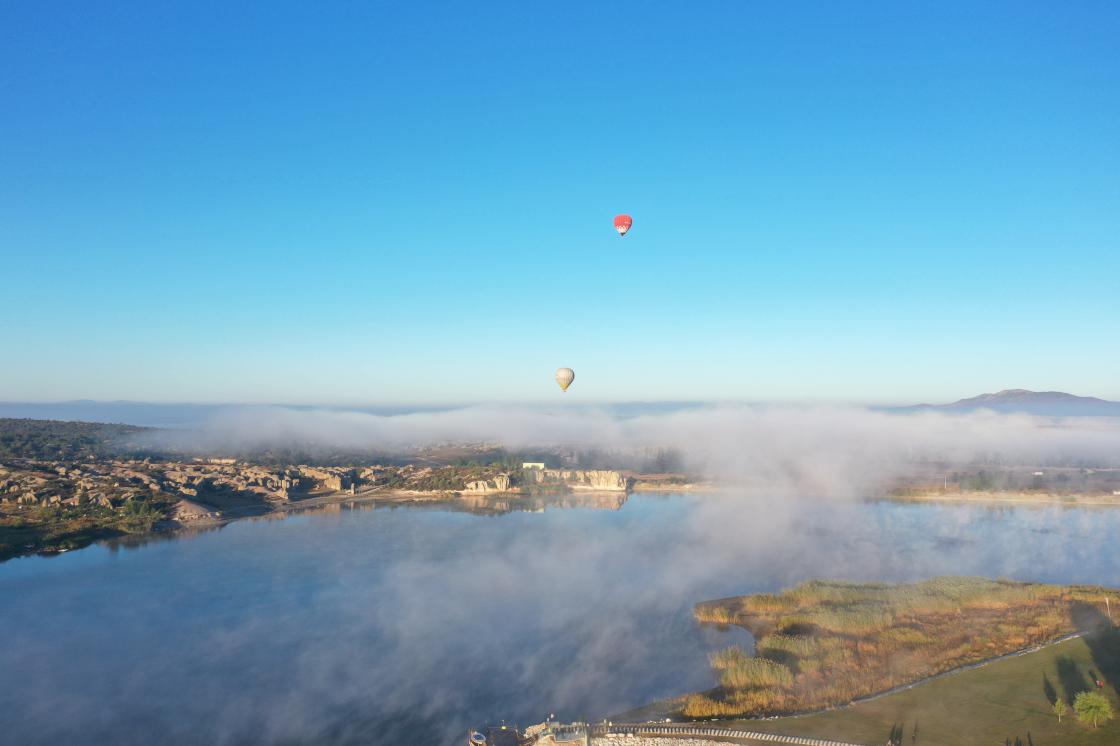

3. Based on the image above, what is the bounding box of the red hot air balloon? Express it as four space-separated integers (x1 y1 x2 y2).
613 214 633 237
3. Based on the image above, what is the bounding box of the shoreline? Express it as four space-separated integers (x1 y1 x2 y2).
175 482 712 529
880 489 1120 507
12 484 1120 563
171 485 467 527
632 482 716 492
4 485 668 561
3 487 482 562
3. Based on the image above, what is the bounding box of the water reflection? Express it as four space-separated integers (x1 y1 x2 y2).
94 493 629 556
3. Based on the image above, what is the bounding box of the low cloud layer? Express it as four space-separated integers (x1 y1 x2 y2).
166 403 1120 498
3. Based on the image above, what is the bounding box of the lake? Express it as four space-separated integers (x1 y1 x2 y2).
2 492 1119 745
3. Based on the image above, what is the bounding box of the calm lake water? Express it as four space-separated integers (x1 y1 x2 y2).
2 492 1119 745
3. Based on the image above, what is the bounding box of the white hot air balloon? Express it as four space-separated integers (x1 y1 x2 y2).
555 367 575 392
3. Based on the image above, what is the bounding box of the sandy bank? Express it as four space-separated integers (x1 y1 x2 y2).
632 482 712 492
884 490 1120 507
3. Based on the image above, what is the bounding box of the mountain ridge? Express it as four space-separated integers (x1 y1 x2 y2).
901 389 1120 416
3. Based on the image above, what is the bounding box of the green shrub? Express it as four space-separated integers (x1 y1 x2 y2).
1074 691 1114 728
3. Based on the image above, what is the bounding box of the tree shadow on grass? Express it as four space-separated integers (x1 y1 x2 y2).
1056 655 1090 705
1072 602 1120 690
1042 674 1057 706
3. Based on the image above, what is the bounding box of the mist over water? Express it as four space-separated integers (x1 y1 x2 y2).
2 493 1119 746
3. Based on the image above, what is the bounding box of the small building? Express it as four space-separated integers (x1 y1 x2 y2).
522 462 546 470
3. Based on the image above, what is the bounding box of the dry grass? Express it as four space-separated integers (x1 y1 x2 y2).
685 577 1120 718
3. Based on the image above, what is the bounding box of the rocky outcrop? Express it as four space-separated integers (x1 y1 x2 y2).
297 466 353 492
463 474 512 493
526 469 631 492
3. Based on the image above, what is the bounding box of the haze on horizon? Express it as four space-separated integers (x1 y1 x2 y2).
2 2 1118 405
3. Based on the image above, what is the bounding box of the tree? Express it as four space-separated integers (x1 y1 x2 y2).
1053 697 1067 723
1074 691 1114 728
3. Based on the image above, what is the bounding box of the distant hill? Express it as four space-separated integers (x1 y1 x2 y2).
900 389 1120 417
0 401 224 428
0 401 461 428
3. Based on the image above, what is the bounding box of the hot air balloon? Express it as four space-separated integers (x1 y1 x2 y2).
555 368 575 392
613 214 633 237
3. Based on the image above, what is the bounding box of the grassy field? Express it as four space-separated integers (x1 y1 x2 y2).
729 629 1120 745
686 578 1119 719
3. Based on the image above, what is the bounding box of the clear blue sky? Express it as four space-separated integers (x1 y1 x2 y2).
2 2 1118 405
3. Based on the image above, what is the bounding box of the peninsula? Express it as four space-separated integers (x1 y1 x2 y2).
686 577 1119 718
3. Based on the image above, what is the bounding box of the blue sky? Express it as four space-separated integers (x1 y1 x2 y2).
2 2 1118 405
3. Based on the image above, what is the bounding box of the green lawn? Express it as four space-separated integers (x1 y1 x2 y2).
720 629 1120 745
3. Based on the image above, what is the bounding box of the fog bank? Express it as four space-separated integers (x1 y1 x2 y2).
164 403 1120 497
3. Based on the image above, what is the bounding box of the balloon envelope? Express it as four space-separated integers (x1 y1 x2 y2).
555 368 575 392
613 214 633 236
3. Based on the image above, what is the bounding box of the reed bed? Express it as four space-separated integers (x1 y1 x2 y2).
685 577 1119 719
